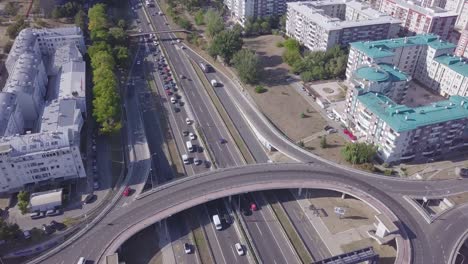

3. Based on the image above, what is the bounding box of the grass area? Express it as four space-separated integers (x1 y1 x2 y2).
187 209 214 264
62 217 80 227
265 192 313 264
189 58 255 164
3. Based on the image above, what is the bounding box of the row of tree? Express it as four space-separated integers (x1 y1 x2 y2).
0 218 20 241
88 4 127 134
243 16 283 36
51 2 81 19
281 39 348 82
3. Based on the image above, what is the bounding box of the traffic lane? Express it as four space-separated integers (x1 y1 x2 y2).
185 49 269 163
205 200 249 264
233 195 287 263
199 205 228 263
147 12 242 168
167 214 199 264
161 42 241 169
280 190 331 260
146 46 208 175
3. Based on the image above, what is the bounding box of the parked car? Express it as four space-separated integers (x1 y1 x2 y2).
219 138 227 144
183 130 189 136
42 224 54 235
49 220 66 231
184 243 192 254
189 133 196 140
23 230 31 239
194 158 202 165
174 107 180 113
46 209 61 217
30 211 45 220
186 118 192 125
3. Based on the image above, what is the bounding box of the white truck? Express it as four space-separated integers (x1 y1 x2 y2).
213 214 222 230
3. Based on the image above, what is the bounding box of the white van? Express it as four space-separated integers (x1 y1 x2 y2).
213 214 222 230
77 257 86 264
182 154 190 164
186 141 194 152
210 79 218 87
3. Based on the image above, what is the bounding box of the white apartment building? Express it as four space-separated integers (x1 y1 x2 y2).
286 0 401 51
225 0 288 26
378 0 458 40
0 27 87 193
344 35 468 163
456 29 468 58
444 0 468 29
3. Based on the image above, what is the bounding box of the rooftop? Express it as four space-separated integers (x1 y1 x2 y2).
358 93 468 132
0 93 19 136
391 0 458 17
351 34 457 58
40 99 82 133
434 55 468 77
354 63 409 82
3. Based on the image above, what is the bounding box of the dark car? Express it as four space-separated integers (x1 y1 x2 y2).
49 220 66 231
174 107 180 113
42 224 54 235
220 138 227 144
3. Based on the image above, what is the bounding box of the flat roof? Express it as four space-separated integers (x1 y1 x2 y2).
354 63 409 82
391 0 458 17
30 189 63 207
351 34 457 58
434 55 468 77
358 93 468 132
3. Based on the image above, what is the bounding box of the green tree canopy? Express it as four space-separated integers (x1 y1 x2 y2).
194 10 205 25
204 9 224 37
113 46 129 67
341 142 377 164
88 4 108 31
74 9 86 31
232 49 261 84
0 218 20 240
109 27 127 45
208 29 243 63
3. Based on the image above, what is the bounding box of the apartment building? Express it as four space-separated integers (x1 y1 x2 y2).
345 91 468 163
344 34 468 162
378 0 458 40
286 0 401 51
225 0 288 26
456 29 468 58
0 27 87 193
444 0 468 29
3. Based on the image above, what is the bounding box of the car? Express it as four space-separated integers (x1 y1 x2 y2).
30 211 45 220
166 90 173 96
323 125 333 131
219 138 227 144
23 230 31 239
327 128 337 134
204 160 211 168
170 97 177 104
178 101 184 107
171 40 175 44
184 243 192 254
189 133 196 140
326 113 335 119
186 118 192 125
174 107 180 112
180 74 185 79
250 202 257 211
235 243 245 256
42 224 54 235
93 181 100 190
180 45 186 50
183 130 189 136
82 194 95 204
136 60 141 65
177 39 181 43
123 187 132 197
46 209 61 217
194 158 202 165
138 28 142 33
165 22 169 25
49 220 66 231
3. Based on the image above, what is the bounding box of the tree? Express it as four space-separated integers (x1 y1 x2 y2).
320 136 327 148
204 9 224 37
194 10 205 25
88 4 108 32
255 85 267 93
17 191 29 215
52 7 65 19
3 41 13 54
117 19 126 29
4 2 19 16
74 9 86 31
109 27 126 45
232 49 261 84
283 38 300 51
208 29 243 63
0 218 20 240
91 51 115 70
114 46 129 67
88 42 112 58
341 142 377 164
260 21 271 34
6 17 28 39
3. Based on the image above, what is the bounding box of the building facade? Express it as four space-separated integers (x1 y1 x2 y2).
286 0 401 51
344 35 468 163
378 0 458 40
456 29 468 58
0 27 87 193
225 0 288 26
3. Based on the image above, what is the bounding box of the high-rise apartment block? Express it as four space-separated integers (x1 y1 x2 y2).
224 0 288 26
344 35 468 163
456 29 468 58
444 0 468 29
378 0 458 40
286 0 401 51
0 27 87 193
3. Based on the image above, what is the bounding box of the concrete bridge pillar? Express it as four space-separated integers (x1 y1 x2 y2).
298 188 303 196
341 193 346 199
369 213 399 245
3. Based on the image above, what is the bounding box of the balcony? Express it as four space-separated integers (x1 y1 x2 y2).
422 149 435 156
401 153 415 160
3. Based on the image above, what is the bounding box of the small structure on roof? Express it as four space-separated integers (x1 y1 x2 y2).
29 189 63 212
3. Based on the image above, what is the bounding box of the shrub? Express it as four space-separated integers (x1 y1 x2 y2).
320 136 327 148
276 41 283 48
255 85 267 93
384 169 393 176
298 141 304 147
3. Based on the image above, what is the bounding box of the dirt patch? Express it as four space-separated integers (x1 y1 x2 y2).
243 35 327 141
305 133 348 165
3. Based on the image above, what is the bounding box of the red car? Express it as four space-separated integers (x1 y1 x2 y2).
250 202 257 211
166 90 173 95
123 187 132 197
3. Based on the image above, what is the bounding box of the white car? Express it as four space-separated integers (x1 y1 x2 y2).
180 45 186 50
170 97 177 104
235 243 244 256
136 60 141 65
194 158 202 165
184 243 191 254
185 118 192 125
189 132 196 140
326 113 335 119
176 39 181 43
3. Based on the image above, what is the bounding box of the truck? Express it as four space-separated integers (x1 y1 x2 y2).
212 214 222 230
